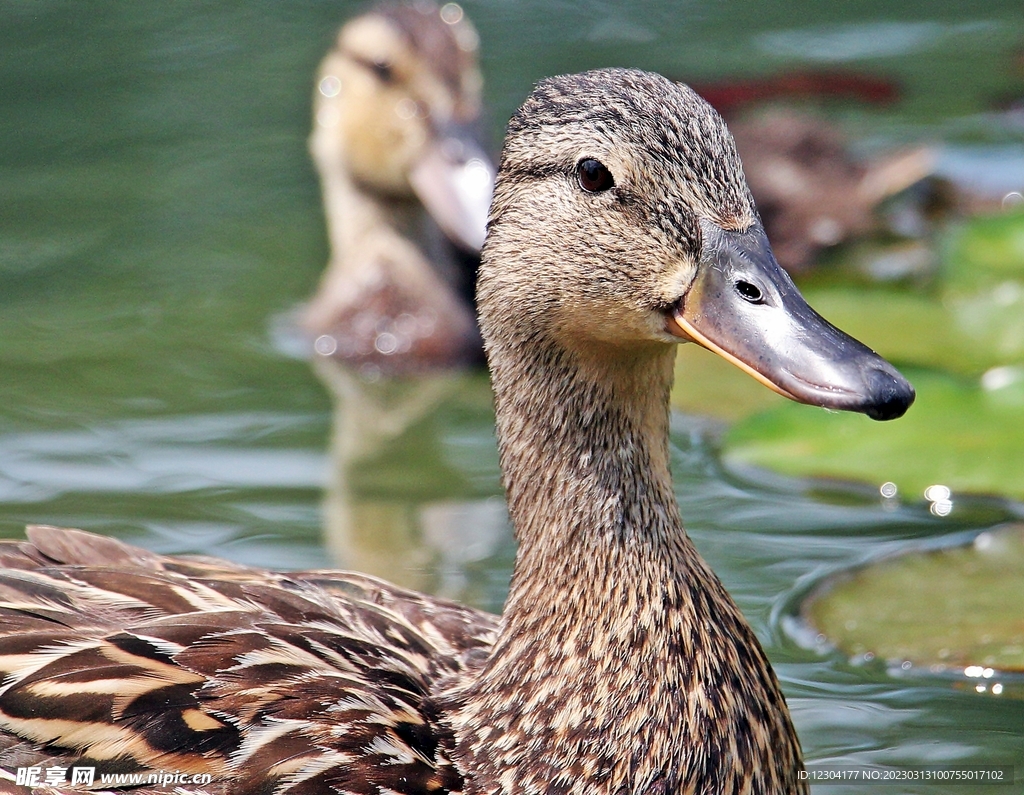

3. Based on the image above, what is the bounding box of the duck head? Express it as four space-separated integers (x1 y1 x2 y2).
313 2 493 250
480 69 914 420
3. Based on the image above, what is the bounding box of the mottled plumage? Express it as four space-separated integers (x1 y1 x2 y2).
0 67 916 794
0 526 494 794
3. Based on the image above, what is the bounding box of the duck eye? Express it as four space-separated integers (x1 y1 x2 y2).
735 280 764 304
370 59 394 83
577 158 614 192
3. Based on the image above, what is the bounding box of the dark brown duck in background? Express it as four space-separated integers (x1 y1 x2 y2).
728 108 934 271
0 69 913 794
304 2 493 372
693 70 934 272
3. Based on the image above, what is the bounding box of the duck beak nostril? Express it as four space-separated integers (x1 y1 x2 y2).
665 220 915 419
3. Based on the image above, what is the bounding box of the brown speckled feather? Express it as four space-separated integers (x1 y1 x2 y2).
0 526 496 795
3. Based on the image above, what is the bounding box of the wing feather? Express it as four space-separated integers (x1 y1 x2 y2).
0 528 497 794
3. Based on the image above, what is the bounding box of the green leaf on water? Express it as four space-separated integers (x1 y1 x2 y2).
723 368 1024 500
803 523 1024 672
803 211 1024 378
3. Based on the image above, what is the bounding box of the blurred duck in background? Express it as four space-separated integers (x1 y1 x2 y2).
693 71 936 273
728 107 934 273
304 2 493 372
301 4 502 593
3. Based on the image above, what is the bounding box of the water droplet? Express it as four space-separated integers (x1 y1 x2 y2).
395 98 418 120
314 335 338 356
440 3 464 25
375 332 399 355
319 75 341 97
317 106 340 128
395 313 419 337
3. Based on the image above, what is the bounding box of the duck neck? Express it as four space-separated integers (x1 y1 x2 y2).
450 336 804 794
305 129 466 329
497 339 680 564
315 154 423 268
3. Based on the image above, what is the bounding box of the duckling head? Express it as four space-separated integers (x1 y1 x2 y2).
313 2 492 250
480 68 914 421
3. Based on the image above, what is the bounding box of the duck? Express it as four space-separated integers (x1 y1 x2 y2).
0 69 914 794
685 71 934 273
726 107 934 272
303 2 493 373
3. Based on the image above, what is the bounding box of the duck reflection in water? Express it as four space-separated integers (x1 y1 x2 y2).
303 2 502 596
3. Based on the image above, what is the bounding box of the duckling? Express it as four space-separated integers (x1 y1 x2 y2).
304 2 493 372
0 69 913 794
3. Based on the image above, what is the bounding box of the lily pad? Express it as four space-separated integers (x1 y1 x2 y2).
942 209 1024 293
724 368 1024 501
801 210 1024 378
803 524 1024 672
671 343 785 421
801 288 979 374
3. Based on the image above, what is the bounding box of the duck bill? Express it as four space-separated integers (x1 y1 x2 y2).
667 220 915 421
409 123 495 252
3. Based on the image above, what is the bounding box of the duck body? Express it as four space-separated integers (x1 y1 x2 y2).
0 69 914 793
304 3 493 373
0 526 494 795
0 522 790 795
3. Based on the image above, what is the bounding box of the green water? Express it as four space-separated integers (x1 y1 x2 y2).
2 1 1024 790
